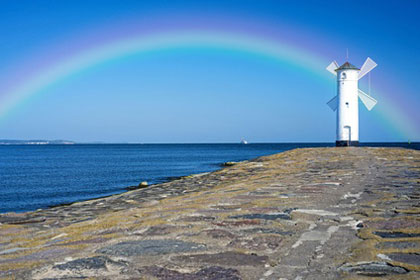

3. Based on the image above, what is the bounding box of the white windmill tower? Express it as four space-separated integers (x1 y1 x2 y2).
326 57 378 146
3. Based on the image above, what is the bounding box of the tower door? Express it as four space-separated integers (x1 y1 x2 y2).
344 125 351 145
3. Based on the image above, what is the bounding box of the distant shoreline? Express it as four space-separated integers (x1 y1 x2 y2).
0 139 75 145
0 141 419 145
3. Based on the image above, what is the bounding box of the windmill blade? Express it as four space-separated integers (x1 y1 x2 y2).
326 61 339 76
358 89 377 111
358 57 377 79
327 95 338 111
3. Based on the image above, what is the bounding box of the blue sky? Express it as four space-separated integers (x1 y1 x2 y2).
0 0 419 143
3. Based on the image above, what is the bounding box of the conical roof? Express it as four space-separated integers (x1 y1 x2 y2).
335 62 359 71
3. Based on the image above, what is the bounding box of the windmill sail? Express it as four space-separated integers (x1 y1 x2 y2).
326 61 339 76
358 57 377 79
358 89 377 111
327 95 338 111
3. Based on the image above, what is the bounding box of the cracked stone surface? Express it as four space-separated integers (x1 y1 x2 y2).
173 251 269 266
0 147 419 279
139 265 241 280
53 256 126 270
338 261 409 276
97 239 206 256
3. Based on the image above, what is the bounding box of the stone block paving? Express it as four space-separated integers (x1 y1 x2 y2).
0 147 419 279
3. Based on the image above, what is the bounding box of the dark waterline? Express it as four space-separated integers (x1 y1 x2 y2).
0 142 418 213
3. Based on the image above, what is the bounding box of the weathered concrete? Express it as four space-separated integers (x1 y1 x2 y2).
0 147 419 279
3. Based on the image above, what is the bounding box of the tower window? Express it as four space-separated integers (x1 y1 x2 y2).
342 73 347 79
345 102 349 108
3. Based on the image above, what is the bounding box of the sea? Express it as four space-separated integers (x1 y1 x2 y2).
0 143 418 213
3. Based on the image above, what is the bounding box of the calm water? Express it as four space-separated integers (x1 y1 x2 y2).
0 143 418 213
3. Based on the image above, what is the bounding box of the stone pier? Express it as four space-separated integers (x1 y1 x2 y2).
0 147 419 279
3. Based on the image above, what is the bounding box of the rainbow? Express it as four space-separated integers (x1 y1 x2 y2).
0 16 418 140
